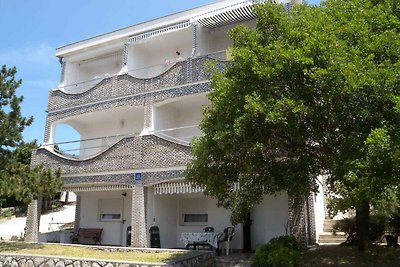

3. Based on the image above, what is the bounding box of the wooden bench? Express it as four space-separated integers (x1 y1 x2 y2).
71 228 103 245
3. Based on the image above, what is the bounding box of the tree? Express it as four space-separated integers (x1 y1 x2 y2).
0 65 62 206
185 0 400 250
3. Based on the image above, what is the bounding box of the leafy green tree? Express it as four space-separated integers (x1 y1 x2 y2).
186 0 400 250
0 65 61 205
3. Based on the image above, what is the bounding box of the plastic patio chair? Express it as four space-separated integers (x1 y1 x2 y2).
217 226 235 255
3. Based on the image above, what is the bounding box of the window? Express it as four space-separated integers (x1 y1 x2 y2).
179 198 208 226
183 214 208 223
98 198 122 222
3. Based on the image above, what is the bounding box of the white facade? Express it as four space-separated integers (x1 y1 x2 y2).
28 0 324 249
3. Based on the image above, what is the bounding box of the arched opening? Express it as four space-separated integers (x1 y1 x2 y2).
50 106 145 159
53 123 81 159
153 93 209 145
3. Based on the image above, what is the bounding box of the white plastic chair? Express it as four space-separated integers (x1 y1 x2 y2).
217 227 235 255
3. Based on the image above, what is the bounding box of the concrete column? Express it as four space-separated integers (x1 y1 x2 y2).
130 184 148 247
191 23 198 57
59 58 66 85
25 197 42 242
141 97 154 135
119 43 129 74
74 195 81 234
43 116 52 145
288 194 316 248
288 198 307 248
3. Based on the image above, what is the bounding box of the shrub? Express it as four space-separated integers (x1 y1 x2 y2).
333 215 385 245
254 236 300 267
0 208 15 219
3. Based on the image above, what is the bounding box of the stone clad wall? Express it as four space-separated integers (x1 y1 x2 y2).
31 135 192 176
47 57 227 112
0 249 215 267
288 194 317 248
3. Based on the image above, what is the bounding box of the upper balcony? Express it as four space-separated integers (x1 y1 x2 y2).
48 51 227 112
44 92 208 162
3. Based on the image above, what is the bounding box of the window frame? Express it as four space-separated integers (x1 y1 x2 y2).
98 198 123 222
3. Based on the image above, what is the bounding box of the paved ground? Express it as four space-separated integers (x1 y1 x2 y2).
215 253 254 267
0 204 75 240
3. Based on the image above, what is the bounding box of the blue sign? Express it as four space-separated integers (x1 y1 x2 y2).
134 172 142 182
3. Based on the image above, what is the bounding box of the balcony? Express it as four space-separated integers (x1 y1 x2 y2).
47 51 228 112
46 122 200 162
32 134 194 176
152 93 208 146
61 51 123 94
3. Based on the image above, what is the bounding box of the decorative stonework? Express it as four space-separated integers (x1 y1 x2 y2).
74 195 81 234
122 43 129 66
32 135 192 176
47 57 227 112
131 185 148 248
43 82 210 144
24 198 42 243
288 194 317 248
0 248 215 267
61 170 184 187
63 174 134 185
142 170 184 185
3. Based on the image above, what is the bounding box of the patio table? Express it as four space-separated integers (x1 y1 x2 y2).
181 232 219 248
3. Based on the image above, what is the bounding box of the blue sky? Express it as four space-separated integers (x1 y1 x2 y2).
0 0 320 144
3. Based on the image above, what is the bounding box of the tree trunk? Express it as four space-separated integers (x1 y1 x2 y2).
64 192 69 205
356 201 370 250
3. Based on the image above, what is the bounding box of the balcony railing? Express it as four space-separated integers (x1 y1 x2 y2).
63 50 226 93
33 134 194 175
153 125 201 146
43 125 200 160
43 133 133 160
59 73 115 94
48 51 228 112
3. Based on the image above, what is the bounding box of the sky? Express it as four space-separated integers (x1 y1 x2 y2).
0 0 320 145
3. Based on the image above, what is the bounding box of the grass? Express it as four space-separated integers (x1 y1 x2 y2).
299 245 400 267
0 242 197 263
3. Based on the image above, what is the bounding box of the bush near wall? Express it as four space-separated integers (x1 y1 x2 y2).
254 235 300 267
333 216 386 245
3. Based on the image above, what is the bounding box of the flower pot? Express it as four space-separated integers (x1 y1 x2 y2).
384 234 398 247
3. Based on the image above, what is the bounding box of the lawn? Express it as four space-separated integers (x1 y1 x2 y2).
0 242 197 263
299 245 400 267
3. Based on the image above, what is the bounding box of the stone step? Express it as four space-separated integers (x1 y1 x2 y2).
323 219 337 232
318 234 347 244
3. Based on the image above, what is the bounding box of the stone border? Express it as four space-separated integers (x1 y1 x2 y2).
0 244 215 267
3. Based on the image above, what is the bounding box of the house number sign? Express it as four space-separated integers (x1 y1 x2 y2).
134 172 142 183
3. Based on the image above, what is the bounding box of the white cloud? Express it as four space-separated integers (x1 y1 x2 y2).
0 43 57 66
